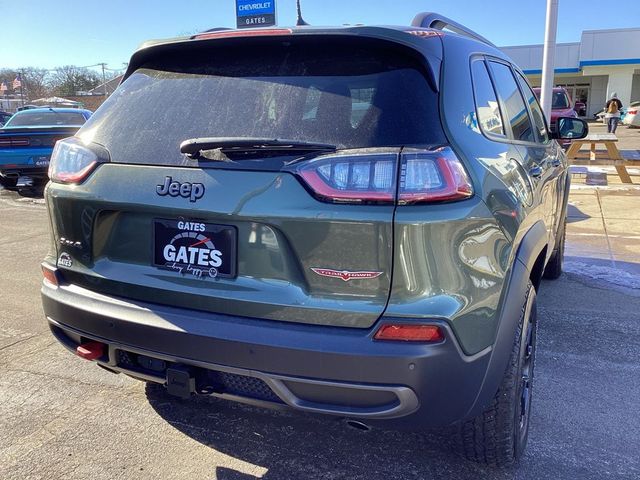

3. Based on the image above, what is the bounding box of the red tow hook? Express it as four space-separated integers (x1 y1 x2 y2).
76 341 105 361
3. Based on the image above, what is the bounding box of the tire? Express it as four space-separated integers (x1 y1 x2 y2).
0 175 18 190
543 220 566 280
450 282 538 466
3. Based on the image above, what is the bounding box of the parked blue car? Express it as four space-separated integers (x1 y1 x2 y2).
0 107 92 189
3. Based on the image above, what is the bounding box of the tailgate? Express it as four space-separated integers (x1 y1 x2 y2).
49 163 395 328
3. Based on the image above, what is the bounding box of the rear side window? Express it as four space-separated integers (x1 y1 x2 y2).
515 72 549 143
489 61 535 143
471 60 505 137
79 39 446 166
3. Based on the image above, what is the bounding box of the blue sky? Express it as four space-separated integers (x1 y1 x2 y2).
2 0 640 72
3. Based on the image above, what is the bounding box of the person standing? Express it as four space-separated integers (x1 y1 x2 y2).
605 93 623 134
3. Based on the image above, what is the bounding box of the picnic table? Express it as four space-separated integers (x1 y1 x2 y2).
565 133 633 184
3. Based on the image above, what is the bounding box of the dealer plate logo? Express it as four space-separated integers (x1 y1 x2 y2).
57 252 73 268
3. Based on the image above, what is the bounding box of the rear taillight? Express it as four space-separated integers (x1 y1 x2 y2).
51 135 69 146
49 137 105 184
398 149 473 204
297 152 397 204
294 147 472 205
627 109 638 115
0 136 30 147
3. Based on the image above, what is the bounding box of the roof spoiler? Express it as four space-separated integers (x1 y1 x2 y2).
411 12 496 48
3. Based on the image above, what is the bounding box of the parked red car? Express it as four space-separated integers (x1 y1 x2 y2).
532 87 578 130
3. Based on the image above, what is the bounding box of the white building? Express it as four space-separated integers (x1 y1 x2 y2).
501 27 640 117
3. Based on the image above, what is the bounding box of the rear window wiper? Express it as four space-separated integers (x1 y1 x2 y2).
180 137 337 158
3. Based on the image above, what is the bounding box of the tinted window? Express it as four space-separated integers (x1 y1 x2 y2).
515 72 549 143
471 60 505 137
552 91 570 109
80 40 445 166
489 62 535 143
6 111 86 127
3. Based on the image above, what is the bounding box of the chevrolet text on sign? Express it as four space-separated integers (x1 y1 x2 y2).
236 0 277 28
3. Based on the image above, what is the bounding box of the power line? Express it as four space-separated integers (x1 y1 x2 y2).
3 63 127 73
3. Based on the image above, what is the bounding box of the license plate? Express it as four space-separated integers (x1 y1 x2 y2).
34 156 50 167
153 219 237 279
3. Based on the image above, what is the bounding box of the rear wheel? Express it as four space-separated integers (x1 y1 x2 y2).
451 282 537 466
0 175 18 190
543 220 566 280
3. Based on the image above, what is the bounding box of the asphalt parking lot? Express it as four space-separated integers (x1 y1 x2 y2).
1 186 639 480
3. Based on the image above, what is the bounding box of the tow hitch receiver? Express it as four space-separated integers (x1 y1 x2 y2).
76 341 105 360
166 366 195 399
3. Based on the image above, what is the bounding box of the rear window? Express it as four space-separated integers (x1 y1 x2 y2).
7 111 86 127
79 39 445 165
551 91 570 109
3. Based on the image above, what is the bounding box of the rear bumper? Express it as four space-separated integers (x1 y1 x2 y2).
42 281 494 429
0 165 48 180
0 147 51 170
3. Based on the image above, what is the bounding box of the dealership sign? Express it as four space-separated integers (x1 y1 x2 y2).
236 0 277 28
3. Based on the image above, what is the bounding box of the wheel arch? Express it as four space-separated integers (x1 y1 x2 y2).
462 221 547 420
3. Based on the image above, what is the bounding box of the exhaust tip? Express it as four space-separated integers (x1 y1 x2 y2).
345 419 371 432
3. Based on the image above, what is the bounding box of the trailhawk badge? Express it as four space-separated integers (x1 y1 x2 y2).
310 268 383 282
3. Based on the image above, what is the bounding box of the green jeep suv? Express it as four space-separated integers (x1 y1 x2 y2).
41 13 587 466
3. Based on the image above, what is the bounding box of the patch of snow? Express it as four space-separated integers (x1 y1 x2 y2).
564 261 640 289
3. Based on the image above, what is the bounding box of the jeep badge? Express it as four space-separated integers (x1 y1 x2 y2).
156 176 205 202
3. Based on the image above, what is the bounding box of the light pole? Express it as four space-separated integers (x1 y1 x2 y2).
540 0 559 122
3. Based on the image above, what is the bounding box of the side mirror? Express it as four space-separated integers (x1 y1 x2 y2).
553 117 588 140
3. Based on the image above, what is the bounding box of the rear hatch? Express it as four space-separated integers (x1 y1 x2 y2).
49 32 446 328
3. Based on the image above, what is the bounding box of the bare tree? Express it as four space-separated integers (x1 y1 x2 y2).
50 66 101 97
22 68 50 100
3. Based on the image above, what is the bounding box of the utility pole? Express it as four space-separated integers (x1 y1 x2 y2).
99 63 107 97
540 0 559 122
19 69 25 106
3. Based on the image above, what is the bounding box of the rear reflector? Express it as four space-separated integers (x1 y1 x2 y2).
374 324 444 342
41 264 59 287
76 342 105 361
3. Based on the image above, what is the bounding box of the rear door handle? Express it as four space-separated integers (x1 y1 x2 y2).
529 165 543 178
